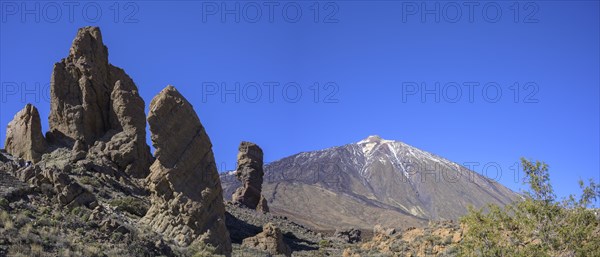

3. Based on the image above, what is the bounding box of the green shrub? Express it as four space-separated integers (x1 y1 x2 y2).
79 176 101 187
443 235 453 245
110 232 124 243
0 197 8 209
188 241 218 257
110 196 148 217
318 239 331 248
459 158 600 257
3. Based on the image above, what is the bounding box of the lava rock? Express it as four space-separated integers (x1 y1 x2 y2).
48 26 152 178
242 223 291 257
5 104 47 163
231 141 268 212
334 228 361 244
141 85 231 255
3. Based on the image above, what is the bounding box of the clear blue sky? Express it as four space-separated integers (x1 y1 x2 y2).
1 1 598 200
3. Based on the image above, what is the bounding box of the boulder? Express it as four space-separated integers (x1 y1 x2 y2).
242 223 291 257
257 195 269 213
12 164 95 208
102 80 153 177
70 140 87 162
141 85 231 255
373 224 397 237
5 104 47 163
231 141 268 211
334 228 361 244
100 218 130 234
48 26 151 177
0 152 9 163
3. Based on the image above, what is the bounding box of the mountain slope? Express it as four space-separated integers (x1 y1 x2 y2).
222 136 519 230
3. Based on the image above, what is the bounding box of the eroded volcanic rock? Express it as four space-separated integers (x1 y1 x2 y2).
242 222 291 257
257 195 270 213
231 141 268 211
334 228 361 244
5 104 47 163
47 26 152 177
142 85 231 254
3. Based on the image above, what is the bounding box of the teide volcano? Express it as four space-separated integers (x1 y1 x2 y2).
222 135 518 230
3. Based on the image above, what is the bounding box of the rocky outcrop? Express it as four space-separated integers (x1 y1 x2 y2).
231 141 268 211
0 168 29 199
373 224 397 238
242 223 291 257
334 228 361 244
11 164 95 208
5 104 47 163
142 86 231 255
87 80 153 177
0 152 9 163
257 195 269 213
70 140 87 162
47 26 151 177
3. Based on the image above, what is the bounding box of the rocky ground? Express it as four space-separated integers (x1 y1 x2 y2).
0 149 173 257
226 202 350 256
0 148 359 257
2 147 462 257
0 172 460 257
343 221 463 257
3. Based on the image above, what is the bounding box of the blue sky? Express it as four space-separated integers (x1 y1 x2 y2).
1 1 598 200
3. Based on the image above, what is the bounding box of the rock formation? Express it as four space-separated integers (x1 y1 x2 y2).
373 224 397 238
0 152 8 163
231 141 268 211
5 104 47 163
12 164 95 208
334 228 361 244
242 223 291 257
257 195 269 213
142 85 231 254
70 140 87 162
47 26 152 177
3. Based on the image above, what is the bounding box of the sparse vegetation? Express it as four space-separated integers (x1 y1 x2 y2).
187 241 219 257
109 196 148 217
0 197 8 209
459 158 600 256
0 186 175 256
78 176 101 188
319 239 331 248
346 157 600 257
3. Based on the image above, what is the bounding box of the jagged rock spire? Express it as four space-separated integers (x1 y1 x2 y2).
232 141 269 212
47 26 152 177
5 104 47 163
142 85 232 255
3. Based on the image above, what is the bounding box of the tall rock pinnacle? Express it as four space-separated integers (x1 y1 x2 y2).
231 141 269 212
47 26 152 177
5 104 47 163
142 85 232 255
48 26 110 145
